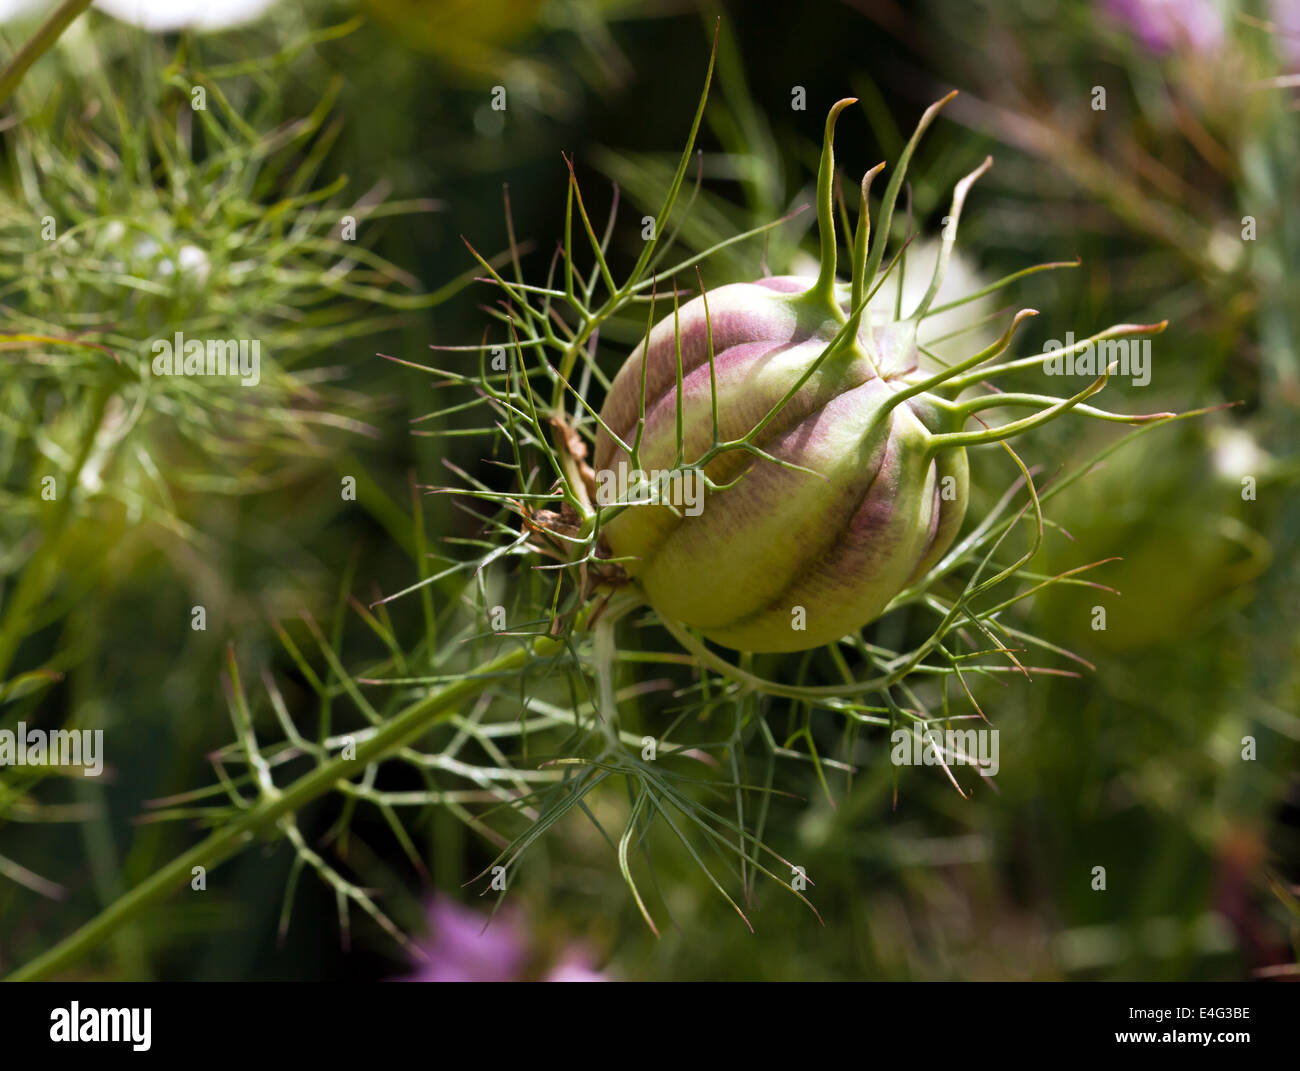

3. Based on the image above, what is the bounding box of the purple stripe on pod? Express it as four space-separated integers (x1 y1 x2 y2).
705 405 942 652
597 338 879 570
636 378 898 632
595 283 807 468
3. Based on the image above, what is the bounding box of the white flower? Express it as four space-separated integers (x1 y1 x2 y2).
94 0 278 31
0 0 45 21
782 240 996 367
1209 425 1271 482
1 0 279 30
871 238 997 361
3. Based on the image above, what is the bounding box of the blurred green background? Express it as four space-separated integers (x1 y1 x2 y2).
0 0 1296 980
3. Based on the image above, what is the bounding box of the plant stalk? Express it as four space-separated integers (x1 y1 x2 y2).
5 631 566 981
0 0 94 110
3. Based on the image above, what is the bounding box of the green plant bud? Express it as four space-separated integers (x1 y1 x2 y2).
592 95 1165 653
594 271 970 652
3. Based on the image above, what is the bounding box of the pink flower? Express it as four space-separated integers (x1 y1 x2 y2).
1270 0 1300 67
400 896 527 983
395 895 612 982
1103 0 1224 54
544 947 611 983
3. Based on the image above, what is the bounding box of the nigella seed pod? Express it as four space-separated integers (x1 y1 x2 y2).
594 277 970 653
594 95 1166 653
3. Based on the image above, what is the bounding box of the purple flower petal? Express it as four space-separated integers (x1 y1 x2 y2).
1103 0 1224 55
398 895 527 983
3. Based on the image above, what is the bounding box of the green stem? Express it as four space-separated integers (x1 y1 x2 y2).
0 0 94 109
875 308 1038 424
593 613 622 748
937 320 1168 394
860 91 958 296
926 366 1112 452
950 392 1174 423
5 631 566 982
909 156 991 321
809 98 857 310
847 162 886 321
0 386 112 684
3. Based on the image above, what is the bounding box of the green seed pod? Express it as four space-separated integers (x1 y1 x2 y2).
594 277 972 652
594 96 1166 653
